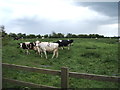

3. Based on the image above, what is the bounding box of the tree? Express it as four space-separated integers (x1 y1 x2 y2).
22 34 26 38
26 34 36 38
16 33 26 38
78 34 88 38
17 33 23 38
0 25 7 37
66 33 72 38
0 25 12 46
49 31 57 38
57 33 64 38
36 34 42 38
72 34 78 38
49 34 52 38
9 33 17 38
51 31 57 38
44 34 49 38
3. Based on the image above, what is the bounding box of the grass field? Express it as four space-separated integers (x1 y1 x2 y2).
2 38 119 88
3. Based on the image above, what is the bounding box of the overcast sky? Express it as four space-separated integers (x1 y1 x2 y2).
0 0 118 36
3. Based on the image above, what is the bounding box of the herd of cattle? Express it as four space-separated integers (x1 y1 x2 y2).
18 39 74 59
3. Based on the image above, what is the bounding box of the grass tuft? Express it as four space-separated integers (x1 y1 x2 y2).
81 52 101 58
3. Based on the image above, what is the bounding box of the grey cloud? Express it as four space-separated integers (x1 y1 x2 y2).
6 17 109 35
73 2 118 17
8 18 56 35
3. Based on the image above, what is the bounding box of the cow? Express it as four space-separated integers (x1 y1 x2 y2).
14 37 21 40
35 41 59 59
54 39 74 50
18 42 39 55
119 38 120 42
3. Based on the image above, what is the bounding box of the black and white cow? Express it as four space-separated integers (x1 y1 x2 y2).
14 37 21 40
54 39 74 50
18 42 39 54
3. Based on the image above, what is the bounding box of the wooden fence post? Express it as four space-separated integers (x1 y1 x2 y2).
61 67 69 88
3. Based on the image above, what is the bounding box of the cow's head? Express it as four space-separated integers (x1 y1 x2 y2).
17 43 23 48
69 40 74 46
35 40 41 47
59 40 62 42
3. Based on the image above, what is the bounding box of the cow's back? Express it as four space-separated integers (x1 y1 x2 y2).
39 42 58 51
59 40 69 46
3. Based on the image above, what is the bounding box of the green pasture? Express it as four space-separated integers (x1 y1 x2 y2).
2 38 119 88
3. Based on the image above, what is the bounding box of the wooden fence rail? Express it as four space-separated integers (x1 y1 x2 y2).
69 72 119 82
2 63 120 88
2 63 61 76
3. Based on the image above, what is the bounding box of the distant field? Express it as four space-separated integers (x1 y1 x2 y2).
2 38 119 88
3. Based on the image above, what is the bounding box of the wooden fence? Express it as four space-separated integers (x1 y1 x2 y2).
2 63 119 88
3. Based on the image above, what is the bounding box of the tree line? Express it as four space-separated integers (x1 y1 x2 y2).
0 25 118 39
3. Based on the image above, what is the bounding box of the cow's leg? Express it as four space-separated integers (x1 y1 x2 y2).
52 49 58 58
68 47 70 50
52 50 56 59
52 49 57 59
28 50 30 54
43 50 47 59
37 48 41 55
68 44 70 50
36 47 42 57
26 50 29 55
40 52 42 57
39 49 42 57
39 49 43 57
56 49 58 58
61 47 63 50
